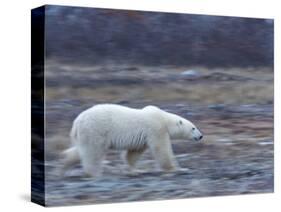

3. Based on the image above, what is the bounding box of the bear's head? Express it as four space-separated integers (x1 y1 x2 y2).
166 113 203 142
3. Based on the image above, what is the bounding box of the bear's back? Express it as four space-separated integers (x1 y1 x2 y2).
76 104 144 126
75 104 165 132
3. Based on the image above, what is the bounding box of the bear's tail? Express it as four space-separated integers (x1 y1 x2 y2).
70 119 78 145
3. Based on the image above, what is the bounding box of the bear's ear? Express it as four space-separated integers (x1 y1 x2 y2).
176 120 183 126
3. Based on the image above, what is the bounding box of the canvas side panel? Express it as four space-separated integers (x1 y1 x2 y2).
31 6 45 206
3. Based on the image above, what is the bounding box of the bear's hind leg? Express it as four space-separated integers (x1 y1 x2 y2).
126 147 146 172
77 140 106 178
59 146 80 176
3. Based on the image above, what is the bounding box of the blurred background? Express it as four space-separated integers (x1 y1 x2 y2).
45 6 273 67
41 5 273 206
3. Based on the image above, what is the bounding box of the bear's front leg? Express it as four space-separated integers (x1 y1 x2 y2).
148 133 180 172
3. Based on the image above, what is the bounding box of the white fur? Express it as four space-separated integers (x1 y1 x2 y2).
61 104 203 177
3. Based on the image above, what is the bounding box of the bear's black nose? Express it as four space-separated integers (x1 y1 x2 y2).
199 135 203 140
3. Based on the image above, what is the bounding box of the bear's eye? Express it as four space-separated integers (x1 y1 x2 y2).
192 127 195 130
179 120 183 125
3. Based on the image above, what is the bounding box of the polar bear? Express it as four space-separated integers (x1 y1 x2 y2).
60 104 203 178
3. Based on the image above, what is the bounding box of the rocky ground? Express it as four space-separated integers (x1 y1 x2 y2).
40 64 273 206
